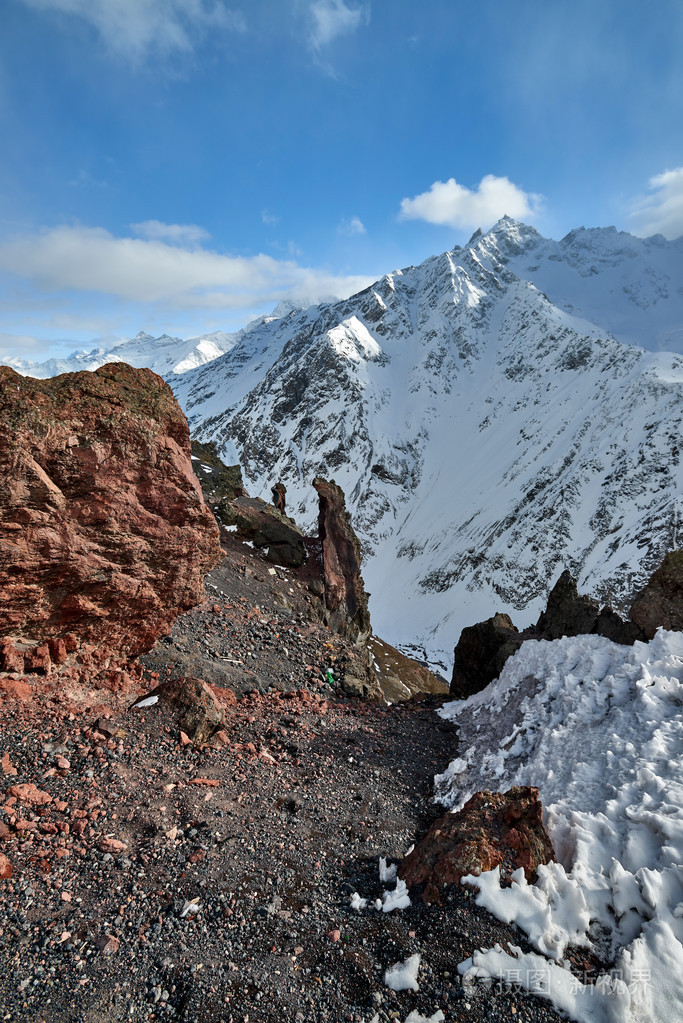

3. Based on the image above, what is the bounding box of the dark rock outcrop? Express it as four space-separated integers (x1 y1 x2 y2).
191 442 306 567
399 786 555 903
217 496 306 567
629 550 683 639
190 439 247 503
535 570 643 644
313 477 371 645
535 570 601 639
450 613 523 699
450 569 646 697
0 364 222 671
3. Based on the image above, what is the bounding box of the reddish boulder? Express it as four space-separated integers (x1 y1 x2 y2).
0 364 221 667
47 637 68 665
630 550 683 639
23 643 51 675
0 678 32 702
313 477 371 645
0 639 25 674
399 786 555 903
132 676 234 743
7 783 52 807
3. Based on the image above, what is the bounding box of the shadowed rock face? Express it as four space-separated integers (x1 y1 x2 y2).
0 363 221 668
630 550 683 638
190 439 247 503
450 613 523 699
217 497 306 567
450 570 645 698
399 786 555 904
313 477 371 645
535 570 601 639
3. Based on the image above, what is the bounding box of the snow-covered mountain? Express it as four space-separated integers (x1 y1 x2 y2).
172 219 683 669
471 217 683 354
2 329 237 380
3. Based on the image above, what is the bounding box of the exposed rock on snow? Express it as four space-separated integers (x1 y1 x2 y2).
450 613 523 699
0 363 221 679
629 548 683 638
400 786 555 903
535 569 642 644
450 570 648 697
436 631 683 1023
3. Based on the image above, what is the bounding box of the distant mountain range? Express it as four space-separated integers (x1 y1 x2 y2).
2 329 237 379
6 219 683 670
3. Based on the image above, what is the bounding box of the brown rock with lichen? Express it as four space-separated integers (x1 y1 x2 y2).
312 477 371 645
0 364 221 672
133 676 235 743
399 786 555 903
629 550 683 639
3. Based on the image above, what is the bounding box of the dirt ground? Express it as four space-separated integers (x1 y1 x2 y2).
0 536 571 1023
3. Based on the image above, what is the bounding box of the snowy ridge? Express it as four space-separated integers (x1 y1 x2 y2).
172 219 683 667
2 329 238 381
471 217 683 354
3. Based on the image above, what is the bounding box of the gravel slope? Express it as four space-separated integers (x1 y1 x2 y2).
0 537 571 1023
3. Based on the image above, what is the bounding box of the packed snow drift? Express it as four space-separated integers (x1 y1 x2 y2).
436 630 683 1023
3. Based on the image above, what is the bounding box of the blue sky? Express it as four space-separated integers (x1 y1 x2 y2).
1 0 682 362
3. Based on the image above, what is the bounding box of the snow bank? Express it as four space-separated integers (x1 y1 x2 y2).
381 878 411 913
436 631 683 1023
384 954 421 991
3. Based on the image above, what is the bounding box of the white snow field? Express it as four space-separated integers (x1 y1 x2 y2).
436 630 683 1023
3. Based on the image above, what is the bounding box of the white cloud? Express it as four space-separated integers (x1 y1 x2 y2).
399 174 542 231
308 0 369 49
629 167 683 240
19 0 246 59
337 216 366 236
0 224 375 311
0 332 46 360
131 220 211 246
261 209 280 226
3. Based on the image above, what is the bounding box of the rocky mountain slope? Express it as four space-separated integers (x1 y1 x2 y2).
169 219 683 668
5 220 682 668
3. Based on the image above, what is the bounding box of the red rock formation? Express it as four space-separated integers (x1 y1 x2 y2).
312 477 371 645
399 786 555 904
0 364 221 680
